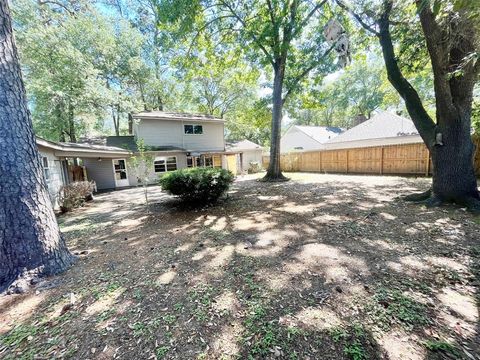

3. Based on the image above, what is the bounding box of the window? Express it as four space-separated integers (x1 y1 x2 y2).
113 159 127 180
204 155 213 167
154 156 177 173
42 157 50 181
187 156 193 168
184 124 203 135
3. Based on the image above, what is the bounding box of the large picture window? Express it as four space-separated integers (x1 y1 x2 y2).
154 156 177 173
184 124 203 135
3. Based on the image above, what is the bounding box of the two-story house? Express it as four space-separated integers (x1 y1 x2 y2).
82 111 240 190
36 111 245 207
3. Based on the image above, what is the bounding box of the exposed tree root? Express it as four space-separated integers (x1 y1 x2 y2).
260 173 290 182
403 189 432 202
459 197 480 214
1 252 77 295
418 195 444 208
403 189 480 214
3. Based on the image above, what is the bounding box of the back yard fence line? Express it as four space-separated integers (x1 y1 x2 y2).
263 138 480 176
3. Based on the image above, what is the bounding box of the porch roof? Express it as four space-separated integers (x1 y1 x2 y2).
36 137 131 158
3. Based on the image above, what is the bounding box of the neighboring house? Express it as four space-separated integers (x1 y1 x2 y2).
324 112 422 150
226 140 264 173
281 125 343 152
36 111 242 208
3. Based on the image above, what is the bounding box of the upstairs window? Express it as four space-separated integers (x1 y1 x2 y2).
184 124 203 135
42 157 50 181
154 156 177 173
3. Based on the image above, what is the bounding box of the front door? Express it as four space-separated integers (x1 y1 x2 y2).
113 159 129 187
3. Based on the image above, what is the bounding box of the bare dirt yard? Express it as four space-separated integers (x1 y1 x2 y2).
1 173 479 360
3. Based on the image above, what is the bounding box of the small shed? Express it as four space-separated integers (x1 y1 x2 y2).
226 140 264 173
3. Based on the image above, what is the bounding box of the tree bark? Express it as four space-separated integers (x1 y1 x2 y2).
112 104 120 136
376 0 479 208
264 61 288 181
0 1 75 292
67 101 76 142
430 113 479 203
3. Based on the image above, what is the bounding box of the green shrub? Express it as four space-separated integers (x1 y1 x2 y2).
159 167 234 204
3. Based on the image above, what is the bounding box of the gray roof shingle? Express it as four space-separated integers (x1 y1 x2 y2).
226 139 263 151
132 111 225 122
106 136 185 152
295 126 343 144
326 112 418 144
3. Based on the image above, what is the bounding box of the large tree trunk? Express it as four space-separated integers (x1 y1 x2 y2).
375 1 479 210
430 112 479 203
0 1 75 292
264 61 287 181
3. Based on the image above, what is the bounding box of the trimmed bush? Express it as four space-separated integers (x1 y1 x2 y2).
159 167 234 204
58 181 95 213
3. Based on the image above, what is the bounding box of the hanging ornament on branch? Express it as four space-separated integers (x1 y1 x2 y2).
324 18 351 67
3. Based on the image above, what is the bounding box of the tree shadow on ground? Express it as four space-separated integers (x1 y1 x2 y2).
0 173 478 359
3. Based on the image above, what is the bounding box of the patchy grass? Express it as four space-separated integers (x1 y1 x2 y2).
366 288 431 331
1 174 479 359
424 340 461 358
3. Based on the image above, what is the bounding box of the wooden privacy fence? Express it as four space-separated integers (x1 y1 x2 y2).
263 140 480 176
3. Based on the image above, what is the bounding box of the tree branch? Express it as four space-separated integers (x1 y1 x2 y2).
218 0 275 66
283 44 335 102
266 0 280 54
292 0 328 39
335 0 379 36
377 0 436 148
415 0 455 120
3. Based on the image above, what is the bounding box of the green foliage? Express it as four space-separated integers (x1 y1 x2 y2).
159 167 234 204
424 340 461 357
344 340 366 360
12 0 169 141
289 54 395 127
473 99 480 134
367 288 430 330
0 324 37 347
155 346 170 359
226 99 272 146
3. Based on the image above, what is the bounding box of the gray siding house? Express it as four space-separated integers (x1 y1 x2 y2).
36 137 130 208
37 111 247 208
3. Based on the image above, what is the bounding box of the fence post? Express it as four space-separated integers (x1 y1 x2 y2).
346 150 349 173
380 147 384 175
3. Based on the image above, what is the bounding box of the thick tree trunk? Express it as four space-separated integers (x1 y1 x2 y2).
430 113 479 203
264 62 287 181
67 102 76 142
375 2 479 210
112 104 120 136
0 1 75 292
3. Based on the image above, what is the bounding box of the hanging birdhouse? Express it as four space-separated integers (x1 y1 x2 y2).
324 18 351 67
324 19 344 44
